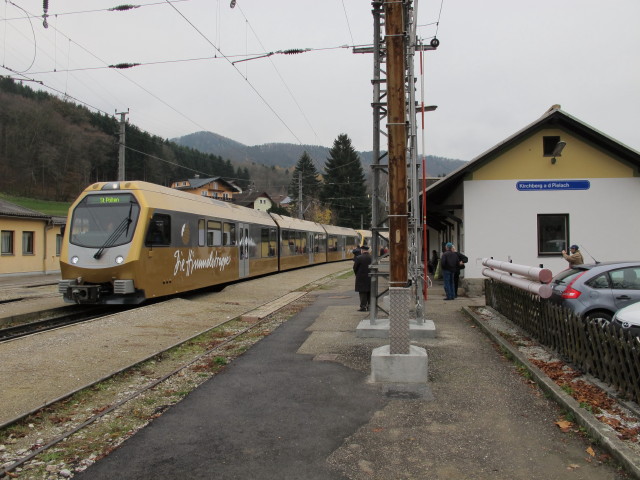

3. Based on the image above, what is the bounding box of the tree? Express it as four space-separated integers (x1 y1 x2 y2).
321 134 370 228
288 151 321 218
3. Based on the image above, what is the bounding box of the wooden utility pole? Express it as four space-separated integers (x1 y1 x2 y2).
385 1 408 288
116 110 128 181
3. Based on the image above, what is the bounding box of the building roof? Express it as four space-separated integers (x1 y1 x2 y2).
234 191 274 207
0 198 51 220
426 106 640 202
173 176 242 193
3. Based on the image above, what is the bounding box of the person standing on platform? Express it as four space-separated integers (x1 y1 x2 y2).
451 246 468 298
440 242 458 300
353 245 372 311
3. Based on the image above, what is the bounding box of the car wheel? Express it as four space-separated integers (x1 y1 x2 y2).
584 311 613 328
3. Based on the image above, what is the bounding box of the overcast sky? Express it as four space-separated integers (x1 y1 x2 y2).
2 0 639 162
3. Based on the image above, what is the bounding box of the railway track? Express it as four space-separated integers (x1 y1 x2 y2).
0 307 126 343
0 288 313 478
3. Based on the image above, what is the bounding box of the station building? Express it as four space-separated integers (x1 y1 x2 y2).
425 105 640 292
0 199 66 275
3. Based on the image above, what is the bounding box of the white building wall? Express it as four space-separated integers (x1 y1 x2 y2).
463 177 640 279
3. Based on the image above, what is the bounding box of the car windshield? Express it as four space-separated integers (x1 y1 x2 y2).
552 268 587 286
69 193 140 248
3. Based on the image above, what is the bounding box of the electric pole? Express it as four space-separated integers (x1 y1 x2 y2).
298 168 303 219
116 110 128 181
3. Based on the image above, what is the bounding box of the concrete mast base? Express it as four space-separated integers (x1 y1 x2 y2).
370 344 428 383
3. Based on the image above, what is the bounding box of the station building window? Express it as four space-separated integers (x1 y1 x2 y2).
1 230 14 255
56 234 63 256
22 231 34 255
538 214 569 255
543 136 561 156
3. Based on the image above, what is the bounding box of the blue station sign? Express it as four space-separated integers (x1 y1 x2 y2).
516 180 590 191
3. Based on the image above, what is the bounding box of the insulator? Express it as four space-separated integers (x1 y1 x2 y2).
282 49 305 55
109 63 141 69
109 5 140 12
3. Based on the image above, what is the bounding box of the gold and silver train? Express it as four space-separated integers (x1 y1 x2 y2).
58 181 373 305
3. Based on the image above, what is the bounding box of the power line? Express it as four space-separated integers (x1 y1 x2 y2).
164 0 304 145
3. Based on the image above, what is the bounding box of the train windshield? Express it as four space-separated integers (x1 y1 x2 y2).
69 193 140 249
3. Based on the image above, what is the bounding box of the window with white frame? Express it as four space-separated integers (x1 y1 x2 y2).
56 234 63 256
1 230 14 255
22 231 34 255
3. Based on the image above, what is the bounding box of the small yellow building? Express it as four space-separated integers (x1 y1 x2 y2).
0 199 66 275
233 191 274 212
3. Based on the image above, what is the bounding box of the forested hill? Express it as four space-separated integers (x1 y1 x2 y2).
0 78 250 202
173 131 467 176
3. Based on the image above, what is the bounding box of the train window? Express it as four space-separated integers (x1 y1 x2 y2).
71 194 140 248
328 235 338 252
207 221 222 247
270 228 277 256
295 231 306 255
316 233 326 253
260 228 276 257
145 214 171 246
198 219 206 246
248 224 261 258
281 230 293 257
223 223 236 246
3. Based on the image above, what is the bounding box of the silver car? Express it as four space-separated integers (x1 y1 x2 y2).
549 261 640 324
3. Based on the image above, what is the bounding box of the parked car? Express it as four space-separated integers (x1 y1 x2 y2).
611 302 640 336
548 261 640 325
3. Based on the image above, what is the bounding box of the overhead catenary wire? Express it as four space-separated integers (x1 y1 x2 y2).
163 0 304 146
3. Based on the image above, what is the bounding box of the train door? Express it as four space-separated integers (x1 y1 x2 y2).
239 223 250 278
308 232 314 263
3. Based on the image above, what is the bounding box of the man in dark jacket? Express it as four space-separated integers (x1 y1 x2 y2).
440 242 458 300
353 245 372 311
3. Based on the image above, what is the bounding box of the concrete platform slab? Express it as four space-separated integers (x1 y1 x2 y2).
356 318 437 339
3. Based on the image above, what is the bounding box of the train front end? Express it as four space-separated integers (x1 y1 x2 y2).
59 183 144 304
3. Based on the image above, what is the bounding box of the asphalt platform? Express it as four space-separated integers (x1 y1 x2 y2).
66 274 632 480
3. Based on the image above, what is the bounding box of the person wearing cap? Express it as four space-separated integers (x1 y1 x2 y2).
440 242 459 300
562 244 584 266
353 244 372 311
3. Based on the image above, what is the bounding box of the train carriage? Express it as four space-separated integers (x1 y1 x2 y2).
355 229 372 248
269 214 327 271
59 181 278 304
323 225 359 262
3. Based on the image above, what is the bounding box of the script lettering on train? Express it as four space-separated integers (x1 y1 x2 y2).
173 249 232 277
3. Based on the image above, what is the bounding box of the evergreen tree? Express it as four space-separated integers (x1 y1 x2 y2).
321 134 370 228
288 151 321 217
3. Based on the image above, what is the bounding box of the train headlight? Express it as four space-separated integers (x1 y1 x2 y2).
71 256 79 264
115 255 125 265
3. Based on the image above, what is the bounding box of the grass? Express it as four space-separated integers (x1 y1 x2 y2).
0 193 71 217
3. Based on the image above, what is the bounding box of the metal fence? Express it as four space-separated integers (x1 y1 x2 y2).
485 279 640 404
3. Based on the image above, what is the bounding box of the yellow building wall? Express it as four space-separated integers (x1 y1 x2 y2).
0 217 61 275
472 129 636 180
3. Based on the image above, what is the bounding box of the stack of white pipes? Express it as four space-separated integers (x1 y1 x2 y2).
481 258 553 298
